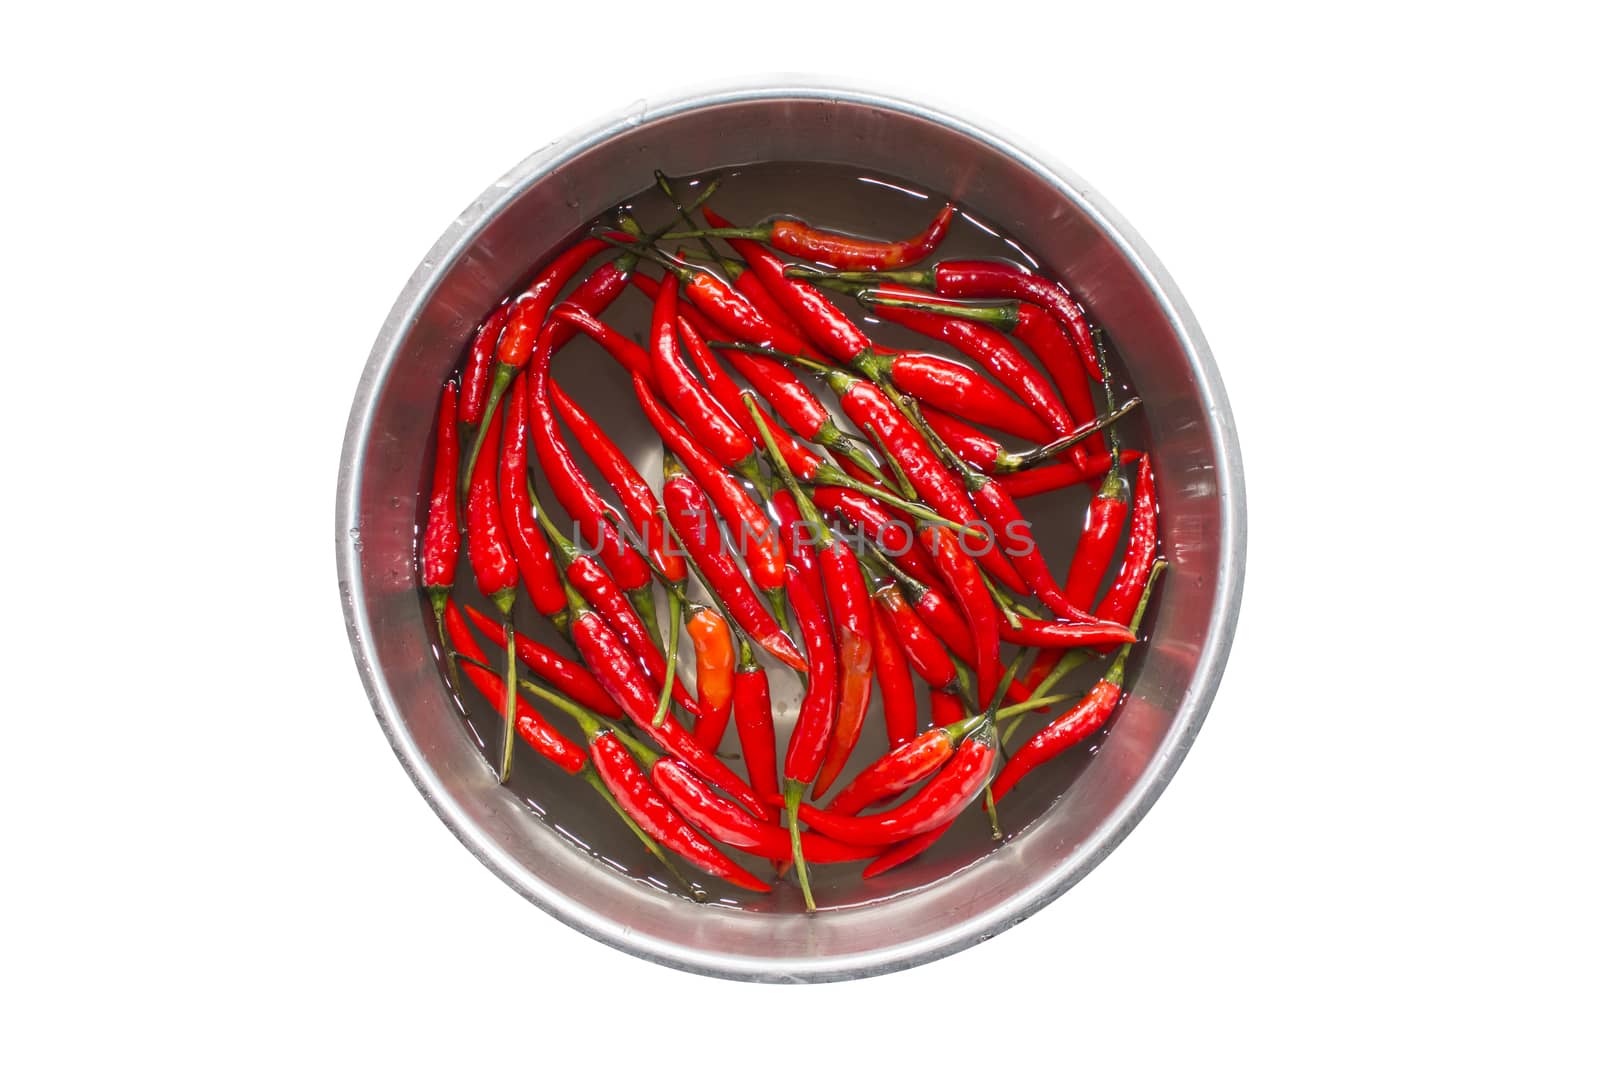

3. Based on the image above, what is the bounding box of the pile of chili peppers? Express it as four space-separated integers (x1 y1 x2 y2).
418 173 1166 910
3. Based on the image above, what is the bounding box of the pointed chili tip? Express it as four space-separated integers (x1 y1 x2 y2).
763 633 809 674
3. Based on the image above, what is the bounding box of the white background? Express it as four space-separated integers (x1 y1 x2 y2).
5 3 1596 1063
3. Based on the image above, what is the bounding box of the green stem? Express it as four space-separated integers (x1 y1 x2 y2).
783 779 816 913
743 395 836 546
1023 650 1095 706
495 597 517 784
783 266 934 287
461 364 515 500
994 398 1143 473
855 291 1020 330
1001 715 1027 749
656 225 771 242
654 594 682 727
629 584 663 651
1104 560 1166 688
429 588 465 702
653 173 739 275
995 689 1086 722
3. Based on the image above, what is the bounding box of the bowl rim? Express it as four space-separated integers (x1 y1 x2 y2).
335 76 1247 983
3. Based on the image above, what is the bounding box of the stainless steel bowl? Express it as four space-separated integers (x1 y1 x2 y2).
336 80 1245 982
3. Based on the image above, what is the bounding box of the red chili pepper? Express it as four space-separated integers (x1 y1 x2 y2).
1001 616 1135 647
522 474 701 718
870 599 918 749
590 732 769 892
871 580 959 692
457 602 621 720
731 638 779 804
527 319 653 596
770 489 827 624
991 563 1164 804
1063 461 1131 609
811 530 874 797
797 720 997 846
464 407 517 613
670 201 956 271
809 487 942 589
628 272 727 346
930 690 965 728
635 379 787 607
704 206 873 364
610 235 817 357
1017 452 1137 693
920 405 1130 477
498 373 568 621
463 404 522 780
1014 303 1102 454
866 299 1076 442
460 238 613 489
901 397 1087 621
826 713 987 816
650 278 759 473
719 346 883 468
421 382 461 647
1094 455 1158 627
550 380 684 586
567 586 774 822
862 827 945 878
548 303 653 380
812 260 1102 380
868 550 1032 709
445 604 585 775
745 397 875 798
803 358 1031 595
658 449 806 673
780 568 838 787
866 348 1055 443
779 564 837 911
489 238 619 381
459 302 511 426
454 659 588 776
730 266 816 349
688 605 735 749
653 760 878 865
999 450 1139 500
922 524 1003 708
676 313 765 442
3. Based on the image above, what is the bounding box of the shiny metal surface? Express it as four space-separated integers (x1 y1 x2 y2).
335 79 1246 982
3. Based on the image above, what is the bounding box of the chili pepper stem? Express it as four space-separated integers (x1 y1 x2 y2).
812 423 890 484
1105 561 1167 687
654 594 683 728
628 584 664 650
1001 715 1027 748
495 599 518 784
855 291 1020 330
461 365 514 501
804 468 955 530
783 779 816 913
985 786 1002 839
761 586 792 640
1025 650 1095 704
996 398 1143 473
994 690 1086 720
429 588 465 702
786 267 934 287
